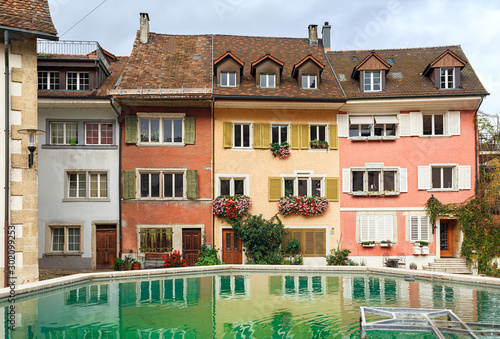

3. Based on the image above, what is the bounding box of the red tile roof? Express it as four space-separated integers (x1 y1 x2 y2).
0 0 57 36
327 45 488 99
213 35 344 100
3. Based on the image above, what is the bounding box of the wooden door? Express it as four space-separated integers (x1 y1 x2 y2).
182 229 201 267
222 229 242 264
440 221 453 257
96 227 117 268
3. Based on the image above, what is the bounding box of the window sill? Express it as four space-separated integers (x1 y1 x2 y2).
42 145 118 150
136 197 188 201
231 147 254 151
63 198 111 202
308 148 328 152
351 192 400 196
419 135 451 138
137 143 185 147
349 136 398 141
44 252 82 257
427 188 459 192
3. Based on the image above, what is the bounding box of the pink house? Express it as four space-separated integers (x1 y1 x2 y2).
327 47 488 269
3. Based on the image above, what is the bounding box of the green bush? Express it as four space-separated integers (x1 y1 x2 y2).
285 237 301 255
326 248 357 266
231 214 286 264
195 239 224 266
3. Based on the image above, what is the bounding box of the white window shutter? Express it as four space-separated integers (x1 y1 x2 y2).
410 112 422 136
420 216 429 242
360 215 369 242
399 114 410 136
399 168 408 193
458 165 471 190
410 216 419 241
342 168 351 193
386 215 394 241
337 114 349 138
369 216 377 241
447 111 461 136
418 166 431 190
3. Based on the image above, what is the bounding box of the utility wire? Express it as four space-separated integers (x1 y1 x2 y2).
59 0 108 38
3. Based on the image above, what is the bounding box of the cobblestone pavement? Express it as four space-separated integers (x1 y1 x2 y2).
39 269 109 281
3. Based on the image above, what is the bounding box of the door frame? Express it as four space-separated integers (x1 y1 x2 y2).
92 222 119 269
439 219 454 258
220 226 243 264
182 228 202 267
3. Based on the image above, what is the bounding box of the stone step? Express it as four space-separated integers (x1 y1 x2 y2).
423 266 472 274
427 263 469 267
434 258 467 263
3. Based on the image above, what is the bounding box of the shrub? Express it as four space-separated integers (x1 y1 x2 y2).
163 250 186 268
195 238 224 266
285 237 301 255
231 214 286 264
212 195 252 221
326 248 356 266
278 196 329 216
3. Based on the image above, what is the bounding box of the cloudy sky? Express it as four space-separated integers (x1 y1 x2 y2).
47 0 500 114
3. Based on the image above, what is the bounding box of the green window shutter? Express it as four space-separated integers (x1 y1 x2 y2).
329 124 338 150
125 116 138 144
325 177 339 202
223 122 232 148
268 177 282 202
300 124 309 149
262 123 271 148
184 116 196 145
253 123 262 149
122 170 136 199
290 124 300 149
186 170 198 199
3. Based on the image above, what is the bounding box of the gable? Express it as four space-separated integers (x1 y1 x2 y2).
356 54 391 71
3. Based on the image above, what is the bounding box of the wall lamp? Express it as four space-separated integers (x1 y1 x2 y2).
18 129 45 168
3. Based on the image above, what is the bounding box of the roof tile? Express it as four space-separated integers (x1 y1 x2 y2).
0 0 57 36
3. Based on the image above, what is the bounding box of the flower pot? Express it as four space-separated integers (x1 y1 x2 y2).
380 243 392 248
421 246 429 255
70 139 76 146
413 246 421 255
362 243 375 248
322 144 326 148
132 263 141 270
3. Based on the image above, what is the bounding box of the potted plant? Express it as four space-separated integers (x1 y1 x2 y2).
310 139 320 148
113 257 124 271
269 142 291 159
285 237 301 263
361 241 375 248
380 240 392 247
132 260 141 270
418 241 429 255
413 243 422 255
321 140 329 149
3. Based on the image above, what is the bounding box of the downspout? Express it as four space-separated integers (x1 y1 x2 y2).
211 34 215 250
110 98 122 257
4 29 10 288
474 95 485 196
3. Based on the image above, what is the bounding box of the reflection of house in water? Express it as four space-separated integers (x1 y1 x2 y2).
216 275 250 300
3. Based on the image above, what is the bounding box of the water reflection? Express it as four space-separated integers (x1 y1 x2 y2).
3 273 500 338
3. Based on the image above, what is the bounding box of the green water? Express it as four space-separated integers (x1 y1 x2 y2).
3 272 500 338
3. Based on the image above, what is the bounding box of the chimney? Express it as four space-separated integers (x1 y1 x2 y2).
140 13 150 44
308 24 318 45
322 22 331 51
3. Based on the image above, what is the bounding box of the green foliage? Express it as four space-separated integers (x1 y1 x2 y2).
113 257 124 271
113 256 133 271
195 236 224 266
231 214 286 264
326 248 357 266
285 237 301 255
283 254 303 265
258 250 284 265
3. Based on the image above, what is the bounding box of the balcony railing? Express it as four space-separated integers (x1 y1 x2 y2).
37 40 110 70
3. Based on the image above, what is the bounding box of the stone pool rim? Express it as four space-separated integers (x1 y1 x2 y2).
1 265 499 300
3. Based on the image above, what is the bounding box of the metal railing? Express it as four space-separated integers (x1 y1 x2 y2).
37 40 110 70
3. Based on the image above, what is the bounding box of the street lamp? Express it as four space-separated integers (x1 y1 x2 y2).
17 129 45 168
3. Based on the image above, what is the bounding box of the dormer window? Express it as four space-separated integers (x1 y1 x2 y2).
440 68 454 89
221 71 237 87
302 74 317 89
364 71 381 92
214 51 244 88
260 73 276 88
352 52 391 93
423 49 467 90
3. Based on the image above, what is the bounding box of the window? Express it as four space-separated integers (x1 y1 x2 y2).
310 125 326 143
38 71 59 90
351 169 397 194
440 67 454 89
260 73 276 88
67 72 89 90
301 74 317 89
364 71 381 92
50 122 78 145
271 124 288 144
432 166 453 189
85 123 113 145
140 171 184 199
66 171 108 200
283 229 326 257
139 117 183 144
233 123 251 148
423 114 444 136
49 225 82 254
349 116 397 138
217 176 248 196
220 71 236 87
139 227 172 253
359 214 394 242
284 175 324 197
409 215 429 242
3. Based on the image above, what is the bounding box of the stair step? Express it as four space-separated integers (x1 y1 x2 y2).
434 259 467 263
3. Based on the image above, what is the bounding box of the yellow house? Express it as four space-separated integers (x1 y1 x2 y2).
212 25 345 265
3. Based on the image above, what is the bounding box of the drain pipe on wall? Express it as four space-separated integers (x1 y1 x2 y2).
4 29 10 288
110 98 122 257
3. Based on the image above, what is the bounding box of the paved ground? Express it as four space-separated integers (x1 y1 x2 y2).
39 269 106 281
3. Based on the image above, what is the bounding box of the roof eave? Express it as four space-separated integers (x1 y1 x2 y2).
0 25 58 40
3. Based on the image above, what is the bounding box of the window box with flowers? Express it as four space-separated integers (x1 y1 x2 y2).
269 142 291 159
380 240 393 247
361 241 375 248
212 195 252 221
278 196 329 216
310 139 329 149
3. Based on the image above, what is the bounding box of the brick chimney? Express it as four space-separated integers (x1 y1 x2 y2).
140 13 150 44
322 22 331 51
308 24 318 45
